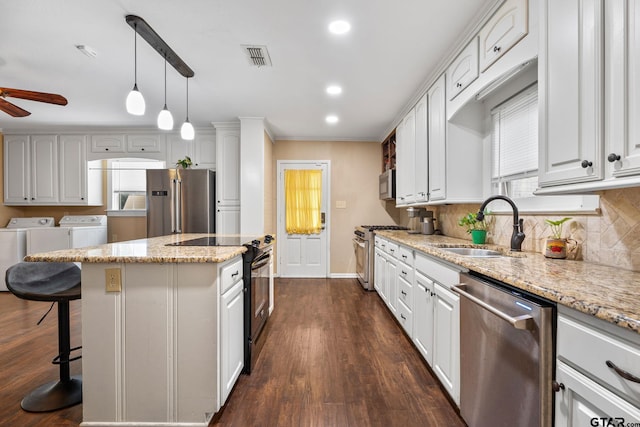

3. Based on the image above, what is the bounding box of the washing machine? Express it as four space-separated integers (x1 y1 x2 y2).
0 217 55 291
27 215 108 255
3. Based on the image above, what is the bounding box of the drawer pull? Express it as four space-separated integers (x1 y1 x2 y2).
231 271 239 277
402 254 407 259
606 360 640 383
400 313 406 320
401 290 407 296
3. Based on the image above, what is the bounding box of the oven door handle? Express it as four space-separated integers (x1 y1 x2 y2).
353 238 366 249
252 255 271 270
452 284 534 330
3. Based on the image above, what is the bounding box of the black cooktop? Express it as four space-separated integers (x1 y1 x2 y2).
361 225 409 231
166 235 274 248
167 236 248 247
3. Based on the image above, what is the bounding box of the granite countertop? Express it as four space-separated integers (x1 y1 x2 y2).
375 230 640 335
24 234 249 264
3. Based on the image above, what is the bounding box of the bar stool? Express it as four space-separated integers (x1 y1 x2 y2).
5 262 82 412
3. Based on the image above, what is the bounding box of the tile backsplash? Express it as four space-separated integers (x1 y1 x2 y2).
435 187 640 272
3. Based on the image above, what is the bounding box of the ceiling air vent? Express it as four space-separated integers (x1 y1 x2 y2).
242 45 272 67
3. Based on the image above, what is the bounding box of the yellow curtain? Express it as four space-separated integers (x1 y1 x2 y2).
285 169 322 234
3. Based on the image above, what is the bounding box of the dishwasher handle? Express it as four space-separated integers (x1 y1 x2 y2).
452 284 534 330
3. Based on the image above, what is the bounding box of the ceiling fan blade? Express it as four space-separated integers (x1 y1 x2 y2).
0 98 31 117
0 87 68 106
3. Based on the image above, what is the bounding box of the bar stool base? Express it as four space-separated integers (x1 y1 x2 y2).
21 375 82 412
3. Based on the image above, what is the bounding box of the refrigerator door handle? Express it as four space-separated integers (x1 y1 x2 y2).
170 179 177 233
175 179 182 233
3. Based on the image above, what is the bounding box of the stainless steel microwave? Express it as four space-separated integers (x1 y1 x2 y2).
379 169 395 200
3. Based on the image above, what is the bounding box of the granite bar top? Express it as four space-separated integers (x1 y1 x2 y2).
375 230 640 335
24 234 249 264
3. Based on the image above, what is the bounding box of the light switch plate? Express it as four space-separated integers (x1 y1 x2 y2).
336 200 347 209
105 268 122 292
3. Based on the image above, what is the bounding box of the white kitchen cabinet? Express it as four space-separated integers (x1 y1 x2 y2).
386 255 398 316
216 206 240 235
428 75 447 202
396 108 416 205
90 134 126 154
413 271 435 364
555 362 640 427
413 251 461 405
127 134 163 153
374 248 387 302
166 132 216 170
539 0 604 187
88 133 165 161
396 245 414 336
59 135 102 205
447 37 479 100
414 94 429 203
4 134 58 204
432 282 460 405
215 123 240 234
220 278 244 405
555 306 640 426
478 0 528 71
605 0 640 179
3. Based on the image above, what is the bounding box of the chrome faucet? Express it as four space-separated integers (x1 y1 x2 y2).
476 195 525 252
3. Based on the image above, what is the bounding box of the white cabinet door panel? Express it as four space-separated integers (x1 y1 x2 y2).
447 37 479 100
428 75 447 201
31 135 58 203
479 0 528 71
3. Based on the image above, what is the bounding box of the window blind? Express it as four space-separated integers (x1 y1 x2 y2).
491 84 538 181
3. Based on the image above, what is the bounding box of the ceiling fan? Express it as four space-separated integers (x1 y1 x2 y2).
0 87 68 117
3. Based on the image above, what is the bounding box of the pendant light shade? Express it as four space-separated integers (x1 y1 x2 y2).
126 27 145 115
180 77 195 140
157 59 173 130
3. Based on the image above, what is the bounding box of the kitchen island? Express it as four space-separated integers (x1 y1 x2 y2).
25 234 250 427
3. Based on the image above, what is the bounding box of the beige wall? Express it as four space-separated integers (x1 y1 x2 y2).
437 187 640 272
108 216 147 242
274 139 405 275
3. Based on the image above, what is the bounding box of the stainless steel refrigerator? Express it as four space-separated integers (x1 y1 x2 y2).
146 169 216 238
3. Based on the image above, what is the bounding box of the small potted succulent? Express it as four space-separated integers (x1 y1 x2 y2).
176 156 193 169
544 217 572 259
458 211 490 244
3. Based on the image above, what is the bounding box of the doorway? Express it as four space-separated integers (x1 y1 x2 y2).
277 161 330 277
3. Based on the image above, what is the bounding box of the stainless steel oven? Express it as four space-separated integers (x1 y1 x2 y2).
242 236 273 374
353 225 408 291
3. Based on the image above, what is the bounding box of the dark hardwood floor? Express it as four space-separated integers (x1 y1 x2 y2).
0 278 464 427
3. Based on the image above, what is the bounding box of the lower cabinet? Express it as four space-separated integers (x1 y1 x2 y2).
220 279 244 405
555 306 640 426
373 237 461 406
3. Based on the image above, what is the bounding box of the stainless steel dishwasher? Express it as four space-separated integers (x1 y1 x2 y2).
453 273 555 427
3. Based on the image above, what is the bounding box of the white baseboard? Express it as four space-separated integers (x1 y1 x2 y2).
329 273 358 279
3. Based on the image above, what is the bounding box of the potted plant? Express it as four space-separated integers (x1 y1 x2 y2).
176 156 193 169
458 211 489 244
544 217 572 259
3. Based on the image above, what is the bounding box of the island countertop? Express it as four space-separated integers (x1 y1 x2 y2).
375 230 640 335
24 233 251 264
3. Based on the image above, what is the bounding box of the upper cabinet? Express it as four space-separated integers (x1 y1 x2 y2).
538 0 640 193
88 133 166 161
427 76 447 202
478 0 528 71
605 0 640 179
165 132 216 170
396 108 416 205
539 0 604 187
4 134 58 204
59 135 102 205
447 37 479 101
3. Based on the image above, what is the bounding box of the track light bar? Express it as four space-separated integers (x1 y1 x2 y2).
125 15 195 78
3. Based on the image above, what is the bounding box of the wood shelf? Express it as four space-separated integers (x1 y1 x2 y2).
381 130 396 172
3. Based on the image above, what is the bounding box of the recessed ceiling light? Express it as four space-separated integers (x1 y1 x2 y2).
326 115 339 124
328 20 351 35
326 85 343 95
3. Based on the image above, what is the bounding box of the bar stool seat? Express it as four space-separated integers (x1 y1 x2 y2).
5 262 82 412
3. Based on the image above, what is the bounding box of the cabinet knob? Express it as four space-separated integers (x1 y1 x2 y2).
607 153 621 163
430 292 435 296
105 148 109 151
552 381 565 392
141 148 145 151
31 197 35 200
493 45 501 53
581 160 593 168
24 197 28 200
81 197 84 200
456 82 462 88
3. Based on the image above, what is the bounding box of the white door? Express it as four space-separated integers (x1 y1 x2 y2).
277 161 330 278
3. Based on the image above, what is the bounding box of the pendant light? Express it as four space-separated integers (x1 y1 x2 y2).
125 25 145 115
157 58 174 130
180 77 195 140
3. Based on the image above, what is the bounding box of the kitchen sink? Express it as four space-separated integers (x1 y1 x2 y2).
440 247 504 257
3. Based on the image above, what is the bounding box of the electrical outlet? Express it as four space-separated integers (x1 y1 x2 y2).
105 268 122 292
